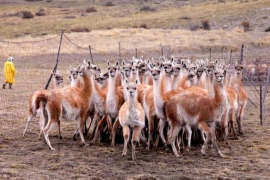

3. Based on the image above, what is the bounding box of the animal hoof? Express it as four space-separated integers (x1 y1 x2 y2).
122 153 126 157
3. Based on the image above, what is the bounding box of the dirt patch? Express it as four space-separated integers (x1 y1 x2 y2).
1 83 270 180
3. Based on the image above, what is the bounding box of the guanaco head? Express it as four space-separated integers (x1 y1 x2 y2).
95 72 109 87
150 66 162 81
122 60 132 77
171 64 181 76
234 64 244 75
69 66 80 82
204 62 215 76
162 60 173 76
214 69 225 83
82 60 101 76
131 62 139 75
187 64 197 82
107 61 119 78
52 71 64 85
138 62 146 74
125 79 138 98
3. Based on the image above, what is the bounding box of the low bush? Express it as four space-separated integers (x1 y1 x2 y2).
139 5 156 12
70 27 91 32
21 11 34 19
201 20 210 30
105 1 114 6
85 7 97 13
241 21 250 32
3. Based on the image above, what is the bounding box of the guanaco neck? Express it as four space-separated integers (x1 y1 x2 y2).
162 70 172 93
232 73 243 93
80 73 92 99
213 81 227 106
107 73 118 101
92 76 106 100
153 75 167 119
70 77 80 87
172 73 181 90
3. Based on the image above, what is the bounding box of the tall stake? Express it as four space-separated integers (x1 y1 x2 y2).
119 42 121 61
135 48 138 59
45 31 64 90
160 43 163 57
89 45 94 64
209 48 212 60
229 50 233 65
260 84 263 125
240 44 244 64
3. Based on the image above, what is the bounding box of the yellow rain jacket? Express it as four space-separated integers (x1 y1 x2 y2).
3 61 16 84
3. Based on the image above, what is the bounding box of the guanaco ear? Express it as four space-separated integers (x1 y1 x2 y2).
107 60 110 66
104 72 109 78
131 61 134 67
135 79 138 85
115 61 119 67
122 60 126 66
83 59 87 65
87 60 91 65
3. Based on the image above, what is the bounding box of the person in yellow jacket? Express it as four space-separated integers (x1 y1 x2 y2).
2 57 16 89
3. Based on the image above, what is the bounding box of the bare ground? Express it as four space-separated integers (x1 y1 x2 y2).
1 72 270 179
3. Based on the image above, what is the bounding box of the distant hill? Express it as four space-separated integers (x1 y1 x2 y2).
0 0 269 38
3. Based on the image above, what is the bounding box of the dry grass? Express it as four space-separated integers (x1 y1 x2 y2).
0 0 269 38
1 28 269 58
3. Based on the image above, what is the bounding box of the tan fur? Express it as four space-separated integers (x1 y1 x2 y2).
231 64 247 134
23 71 63 138
35 63 98 150
119 80 145 160
165 70 227 157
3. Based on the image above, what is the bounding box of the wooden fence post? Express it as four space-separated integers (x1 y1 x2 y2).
260 84 263 125
119 42 121 61
240 44 244 64
89 45 94 64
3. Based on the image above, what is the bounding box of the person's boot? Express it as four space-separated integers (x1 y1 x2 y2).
2 84 6 89
9 84 13 89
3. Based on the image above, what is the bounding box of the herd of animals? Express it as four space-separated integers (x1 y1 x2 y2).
23 56 248 160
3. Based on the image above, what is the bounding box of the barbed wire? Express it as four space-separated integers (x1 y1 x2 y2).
0 35 60 44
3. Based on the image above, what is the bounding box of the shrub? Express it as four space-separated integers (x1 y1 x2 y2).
189 25 200 31
201 20 210 30
85 7 97 13
139 5 155 12
241 21 250 32
70 27 90 33
36 8 45 16
265 27 270 32
105 1 114 6
36 11 45 16
64 15 76 19
21 11 34 19
140 23 148 29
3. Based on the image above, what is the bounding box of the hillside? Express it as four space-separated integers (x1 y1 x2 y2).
0 0 269 39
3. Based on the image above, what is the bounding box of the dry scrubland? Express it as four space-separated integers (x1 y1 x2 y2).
1 0 270 179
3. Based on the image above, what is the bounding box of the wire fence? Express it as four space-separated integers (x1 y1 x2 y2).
0 32 269 124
